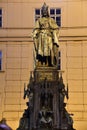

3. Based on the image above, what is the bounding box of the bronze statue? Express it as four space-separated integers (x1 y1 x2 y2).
17 3 75 130
33 3 59 67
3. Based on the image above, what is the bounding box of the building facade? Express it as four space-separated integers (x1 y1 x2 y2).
0 0 87 130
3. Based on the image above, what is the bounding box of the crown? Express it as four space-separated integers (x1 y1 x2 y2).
41 2 48 11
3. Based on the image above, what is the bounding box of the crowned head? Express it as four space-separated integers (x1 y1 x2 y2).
41 3 49 17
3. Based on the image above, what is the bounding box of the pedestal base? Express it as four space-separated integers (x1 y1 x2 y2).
17 67 75 130
32 128 76 130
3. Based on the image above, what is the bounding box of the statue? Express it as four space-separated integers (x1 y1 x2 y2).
17 3 75 130
33 3 59 67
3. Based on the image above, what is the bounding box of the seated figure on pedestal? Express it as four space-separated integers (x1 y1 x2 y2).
38 106 53 128
33 3 59 67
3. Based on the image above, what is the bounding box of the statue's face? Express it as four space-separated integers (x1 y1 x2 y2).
41 8 48 17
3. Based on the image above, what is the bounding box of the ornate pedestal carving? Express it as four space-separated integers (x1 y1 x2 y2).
17 67 75 130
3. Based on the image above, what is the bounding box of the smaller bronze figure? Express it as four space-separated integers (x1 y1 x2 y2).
33 2 59 67
38 106 53 128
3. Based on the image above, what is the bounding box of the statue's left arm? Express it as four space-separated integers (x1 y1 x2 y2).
49 18 60 47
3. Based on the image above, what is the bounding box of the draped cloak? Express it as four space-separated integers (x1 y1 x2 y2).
33 17 59 59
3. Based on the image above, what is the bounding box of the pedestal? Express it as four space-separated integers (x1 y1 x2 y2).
17 67 75 130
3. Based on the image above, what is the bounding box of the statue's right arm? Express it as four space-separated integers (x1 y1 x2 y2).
33 20 40 52
33 20 40 38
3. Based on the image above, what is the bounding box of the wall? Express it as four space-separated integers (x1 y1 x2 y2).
0 0 87 130
0 42 34 129
61 41 87 130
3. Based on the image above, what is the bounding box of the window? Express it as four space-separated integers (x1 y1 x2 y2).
58 51 61 70
35 8 61 26
0 51 2 70
0 9 2 27
50 8 61 26
35 9 41 21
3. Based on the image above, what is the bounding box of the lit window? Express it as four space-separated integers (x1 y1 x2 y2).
35 8 61 26
0 51 2 70
0 9 2 27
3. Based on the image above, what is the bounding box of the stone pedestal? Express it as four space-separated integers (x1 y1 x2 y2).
17 67 75 130
33 67 59 129
34 67 59 82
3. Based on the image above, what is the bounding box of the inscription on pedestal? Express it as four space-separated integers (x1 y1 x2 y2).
39 71 53 81
34 67 59 82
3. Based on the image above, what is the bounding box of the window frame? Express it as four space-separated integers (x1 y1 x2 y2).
57 50 61 70
0 8 2 28
35 8 41 21
50 8 61 26
35 8 61 27
0 51 2 71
